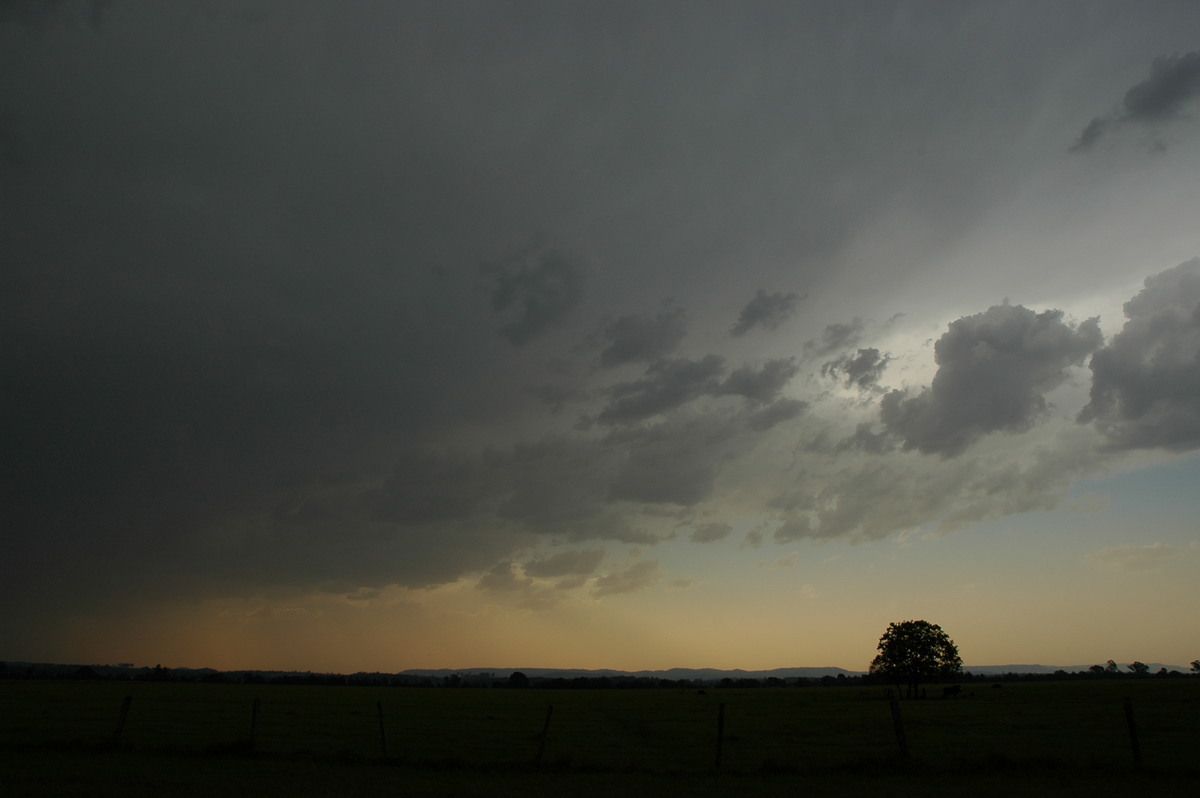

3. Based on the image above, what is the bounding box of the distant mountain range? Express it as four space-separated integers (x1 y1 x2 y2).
3 661 1191 681
402 663 1191 679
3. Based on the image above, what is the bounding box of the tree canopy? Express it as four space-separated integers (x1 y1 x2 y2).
869 619 962 696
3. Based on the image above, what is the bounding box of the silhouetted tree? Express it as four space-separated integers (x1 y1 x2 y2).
1106 659 1119 674
1088 664 1106 676
869 620 962 698
1191 660 1199 673
507 671 530 688
1128 661 1150 676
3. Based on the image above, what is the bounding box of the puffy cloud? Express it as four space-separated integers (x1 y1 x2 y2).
730 289 801 336
1072 51 1200 152
485 246 586 346
523 548 606 578
1079 259 1200 450
881 304 1101 456
822 348 890 389
598 308 688 367
592 559 662 597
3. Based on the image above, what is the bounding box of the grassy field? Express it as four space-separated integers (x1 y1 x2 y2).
2 679 1198 795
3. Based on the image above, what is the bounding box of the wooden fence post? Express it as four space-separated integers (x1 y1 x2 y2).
1123 698 1141 767
535 704 554 766
249 697 261 750
715 702 726 770
889 698 908 759
112 695 132 743
376 701 388 759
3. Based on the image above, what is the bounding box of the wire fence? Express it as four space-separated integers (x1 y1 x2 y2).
2 680 1197 774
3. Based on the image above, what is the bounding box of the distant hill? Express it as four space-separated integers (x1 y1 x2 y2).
402 666 860 680
3 661 1191 682
403 663 1193 679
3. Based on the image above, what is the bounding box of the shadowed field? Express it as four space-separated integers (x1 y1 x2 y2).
2 679 1198 795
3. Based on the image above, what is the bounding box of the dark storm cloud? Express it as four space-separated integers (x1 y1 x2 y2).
596 356 799 426
5 0 1197 655
598 308 688 367
1072 50 1200 151
365 453 490 525
747 398 808 431
485 245 587 346
1079 259 1200 450
718 358 800 404
0 0 109 31
730 289 801 336
822 348 891 389
807 318 865 356
523 548 606 578
605 415 742 505
597 356 726 425
881 305 1102 457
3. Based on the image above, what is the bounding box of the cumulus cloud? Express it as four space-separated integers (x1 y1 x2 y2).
881 304 1102 457
1072 51 1200 152
822 348 890 389
598 308 688 367
485 245 586 345
592 559 663 597
730 289 801 336
1079 259 1200 450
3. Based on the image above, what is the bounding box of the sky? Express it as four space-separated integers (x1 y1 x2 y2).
3 0 1200 674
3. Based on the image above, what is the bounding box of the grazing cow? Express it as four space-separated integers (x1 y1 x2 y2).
941 685 962 699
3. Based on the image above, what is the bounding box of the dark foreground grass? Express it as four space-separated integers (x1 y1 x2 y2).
2 679 1198 794
3 743 1199 798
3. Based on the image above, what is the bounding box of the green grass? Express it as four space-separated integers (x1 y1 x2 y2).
2 679 1198 795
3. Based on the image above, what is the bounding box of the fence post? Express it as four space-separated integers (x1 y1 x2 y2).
249 697 261 750
535 704 554 766
377 701 389 759
1122 698 1141 767
715 702 726 770
112 695 132 744
889 698 908 759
